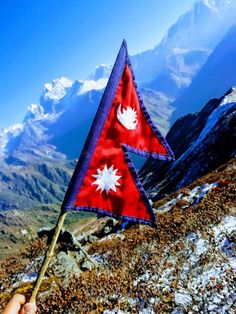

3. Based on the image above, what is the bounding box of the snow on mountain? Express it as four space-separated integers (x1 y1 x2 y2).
9 60 172 162
1 62 113 164
42 77 74 103
88 64 112 81
39 77 81 118
23 104 47 123
78 77 108 95
78 64 111 94
24 66 111 124
160 0 236 50
4 0 236 163
203 0 236 12
0 124 24 159
176 87 236 164
189 87 236 147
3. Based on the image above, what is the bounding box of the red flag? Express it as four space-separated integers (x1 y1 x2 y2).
61 41 174 226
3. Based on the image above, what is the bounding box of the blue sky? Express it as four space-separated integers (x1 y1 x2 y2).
0 0 196 128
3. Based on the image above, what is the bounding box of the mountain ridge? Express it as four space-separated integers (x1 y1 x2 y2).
171 24 236 122
0 157 235 312
1 0 236 210
140 87 236 199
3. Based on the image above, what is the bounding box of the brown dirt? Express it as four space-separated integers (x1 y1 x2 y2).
0 158 235 313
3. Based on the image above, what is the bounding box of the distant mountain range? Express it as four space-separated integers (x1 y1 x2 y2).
171 24 236 122
0 0 236 210
132 0 236 96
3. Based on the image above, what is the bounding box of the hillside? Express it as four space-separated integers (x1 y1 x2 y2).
0 158 235 313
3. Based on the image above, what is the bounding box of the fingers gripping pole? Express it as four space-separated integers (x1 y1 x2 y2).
30 211 67 303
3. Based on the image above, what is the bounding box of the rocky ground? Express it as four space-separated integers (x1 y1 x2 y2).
0 158 235 313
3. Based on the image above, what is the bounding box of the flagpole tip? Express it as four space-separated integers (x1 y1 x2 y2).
122 39 128 49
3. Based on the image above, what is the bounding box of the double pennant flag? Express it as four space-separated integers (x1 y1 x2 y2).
61 40 174 227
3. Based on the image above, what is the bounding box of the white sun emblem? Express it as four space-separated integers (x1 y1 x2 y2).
117 104 138 130
92 164 121 194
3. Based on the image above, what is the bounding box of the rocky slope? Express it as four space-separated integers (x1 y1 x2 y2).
140 87 236 200
0 158 235 313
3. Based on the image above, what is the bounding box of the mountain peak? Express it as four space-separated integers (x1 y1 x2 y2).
88 64 112 81
42 77 74 103
76 64 111 95
201 0 219 11
221 86 236 105
171 24 236 122
201 0 234 10
23 104 45 122
77 77 108 95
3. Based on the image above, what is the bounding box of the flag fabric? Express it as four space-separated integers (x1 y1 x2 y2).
61 40 174 227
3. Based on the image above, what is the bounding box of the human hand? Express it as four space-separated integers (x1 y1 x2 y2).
2 294 36 314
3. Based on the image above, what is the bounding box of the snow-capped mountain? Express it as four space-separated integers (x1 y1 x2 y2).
2 0 236 163
43 77 74 104
0 63 174 209
23 65 111 125
1 62 174 164
1 0 236 210
171 24 236 122
140 87 236 199
0 67 113 210
132 0 236 99
88 64 112 81
0 66 110 160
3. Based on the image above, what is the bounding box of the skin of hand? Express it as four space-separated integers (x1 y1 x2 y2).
2 294 36 314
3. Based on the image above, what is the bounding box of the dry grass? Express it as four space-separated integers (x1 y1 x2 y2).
0 158 235 313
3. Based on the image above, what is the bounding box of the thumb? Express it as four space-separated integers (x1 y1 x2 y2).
20 302 37 314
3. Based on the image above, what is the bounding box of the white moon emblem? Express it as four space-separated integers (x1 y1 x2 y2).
117 104 138 130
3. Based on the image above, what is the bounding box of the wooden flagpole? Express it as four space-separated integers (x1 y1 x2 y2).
30 211 67 303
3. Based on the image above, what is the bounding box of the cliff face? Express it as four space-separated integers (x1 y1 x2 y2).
140 87 236 200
